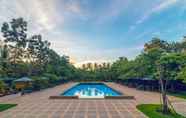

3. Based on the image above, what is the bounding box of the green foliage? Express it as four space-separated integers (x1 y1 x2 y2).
144 38 169 52
42 73 63 87
32 76 49 90
0 18 76 92
137 104 185 118
1 18 27 65
0 80 6 93
77 62 112 82
158 53 186 80
109 37 186 83
110 48 165 80
177 67 186 83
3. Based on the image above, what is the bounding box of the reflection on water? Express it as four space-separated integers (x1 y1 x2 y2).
74 87 112 97
62 83 122 97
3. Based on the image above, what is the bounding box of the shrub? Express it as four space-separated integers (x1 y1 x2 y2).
0 80 6 94
31 76 49 90
42 73 59 86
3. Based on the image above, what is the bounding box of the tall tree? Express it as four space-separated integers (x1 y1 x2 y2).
1 18 27 64
144 38 169 52
0 42 9 76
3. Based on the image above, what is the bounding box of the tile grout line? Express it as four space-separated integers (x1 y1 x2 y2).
104 100 112 118
62 100 74 118
72 100 80 118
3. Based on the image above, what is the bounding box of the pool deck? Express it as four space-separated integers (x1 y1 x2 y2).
0 82 186 118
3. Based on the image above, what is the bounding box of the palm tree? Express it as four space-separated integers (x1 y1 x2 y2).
82 64 86 70
102 62 107 68
107 63 111 68
87 63 92 71
94 63 98 70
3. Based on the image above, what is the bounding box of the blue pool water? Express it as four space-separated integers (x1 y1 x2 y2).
62 83 122 98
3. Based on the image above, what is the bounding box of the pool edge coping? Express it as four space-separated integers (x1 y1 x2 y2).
49 95 135 99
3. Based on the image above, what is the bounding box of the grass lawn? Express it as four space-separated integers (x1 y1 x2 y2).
169 92 186 99
0 104 17 112
137 104 186 118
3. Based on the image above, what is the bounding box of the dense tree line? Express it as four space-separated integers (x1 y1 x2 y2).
74 62 112 82
77 37 186 84
109 38 186 83
0 18 76 93
70 37 186 84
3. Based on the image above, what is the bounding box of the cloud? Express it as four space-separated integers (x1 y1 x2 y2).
0 0 88 32
88 0 131 25
136 0 179 24
135 29 155 40
0 0 64 34
0 0 91 63
0 0 184 65
127 0 180 34
65 1 82 14
48 28 143 65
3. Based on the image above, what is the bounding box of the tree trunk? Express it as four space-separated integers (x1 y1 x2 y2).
160 79 169 113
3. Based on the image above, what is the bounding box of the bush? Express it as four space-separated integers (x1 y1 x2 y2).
0 80 6 94
42 73 59 86
177 67 186 83
31 76 49 90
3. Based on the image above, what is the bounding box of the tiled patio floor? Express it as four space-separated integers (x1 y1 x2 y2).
0 82 185 118
107 83 186 116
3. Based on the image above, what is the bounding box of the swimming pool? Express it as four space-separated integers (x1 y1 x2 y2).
62 83 122 98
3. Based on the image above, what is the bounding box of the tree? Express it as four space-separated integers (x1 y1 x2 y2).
35 36 50 69
157 53 186 113
144 38 169 52
134 48 165 78
28 35 50 74
1 18 29 77
0 17 81 93
94 63 98 70
167 36 186 53
0 40 9 77
82 64 86 70
110 57 130 80
158 63 169 113
60 55 70 64
86 63 93 71
1 18 27 64
179 36 186 52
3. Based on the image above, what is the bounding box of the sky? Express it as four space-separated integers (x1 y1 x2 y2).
0 0 186 66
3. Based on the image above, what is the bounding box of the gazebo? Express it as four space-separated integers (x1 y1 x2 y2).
14 77 33 91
